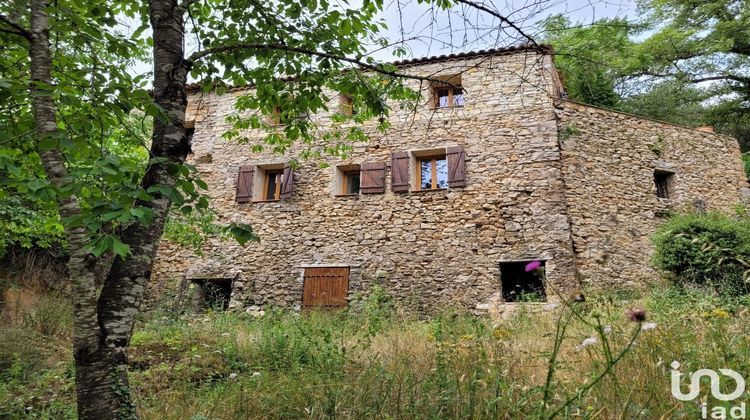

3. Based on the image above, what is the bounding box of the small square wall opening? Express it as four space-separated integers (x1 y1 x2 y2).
654 170 674 199
500 260 546 302
192 279 232 311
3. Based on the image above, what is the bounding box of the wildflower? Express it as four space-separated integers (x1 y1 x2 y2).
576 336 598 351
228 373 238 380
626 308 647 322
641 322 657 331
710 309 730 319
525 260 542 272
603 325 612 334
252 371 261 377
492 327 510 340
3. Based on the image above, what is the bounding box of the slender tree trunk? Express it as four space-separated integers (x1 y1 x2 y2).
28 0 122 418
28 0 189 417
95 0 190 409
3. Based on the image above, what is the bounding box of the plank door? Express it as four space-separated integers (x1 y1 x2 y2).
302 267 350 308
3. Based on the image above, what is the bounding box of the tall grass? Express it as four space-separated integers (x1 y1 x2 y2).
2 284 750 418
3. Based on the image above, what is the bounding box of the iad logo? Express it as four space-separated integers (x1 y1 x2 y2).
671 361 746 419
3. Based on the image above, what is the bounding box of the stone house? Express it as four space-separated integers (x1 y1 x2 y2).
151 45 749 313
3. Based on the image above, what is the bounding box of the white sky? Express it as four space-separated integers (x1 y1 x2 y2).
131 0 637 81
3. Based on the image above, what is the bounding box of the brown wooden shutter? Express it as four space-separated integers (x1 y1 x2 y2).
360 161 386 194
391 151 410 193
281 163 294 199
303 267 350 308
235 165 254 203
446 145 466 188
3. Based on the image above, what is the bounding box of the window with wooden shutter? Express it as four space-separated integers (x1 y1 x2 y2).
235 165 254 203
280 164 294 199
360 162 386 194
391 151 410 193
446 145 466 188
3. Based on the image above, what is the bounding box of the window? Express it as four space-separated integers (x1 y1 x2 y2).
268 106 282 125
264 169 284 201
654 170 674 199
335 165 361 195
339 94 355 116
234 163 294 203
343 171 360 195
432 75 464 108
417 155 448 190
500 261 546 302
192 279 232 311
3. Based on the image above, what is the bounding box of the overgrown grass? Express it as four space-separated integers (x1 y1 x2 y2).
2 285 750 418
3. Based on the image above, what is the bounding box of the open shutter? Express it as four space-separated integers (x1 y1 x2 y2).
446 145 466 188
391 151 410 193
235 165 254 203
360 162 386 194
281 163 294 199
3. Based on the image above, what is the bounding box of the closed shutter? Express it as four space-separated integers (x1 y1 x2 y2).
391 151 410 193
235 165 254 203
360 161 386 194
303 267 350 308
446 145 466 188
281 163 294 199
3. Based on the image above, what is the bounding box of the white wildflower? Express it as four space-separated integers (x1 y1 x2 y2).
228 373 238 380
221 332 231 337
252 371 261 377
641 322 657 331
576 336 598 351
603 325 612 334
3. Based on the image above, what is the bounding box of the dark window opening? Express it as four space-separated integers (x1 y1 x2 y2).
185 127 195 155
264 170 284 201
344 171 360 194
500 261 546 302
192 279 232 311
654 171 673 199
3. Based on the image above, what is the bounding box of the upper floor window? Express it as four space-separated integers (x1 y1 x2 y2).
418 155 448 190
432 75 464 108
264 169 284 201
235 163 294 203
339 94 355 116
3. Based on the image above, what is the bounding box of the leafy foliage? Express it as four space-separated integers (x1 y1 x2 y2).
652 212 750 295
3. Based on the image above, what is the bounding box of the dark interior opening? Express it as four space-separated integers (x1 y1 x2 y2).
192 279 232 311
500 260 546 302
654 170 673 199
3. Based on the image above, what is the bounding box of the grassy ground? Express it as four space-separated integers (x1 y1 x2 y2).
2 285 750 419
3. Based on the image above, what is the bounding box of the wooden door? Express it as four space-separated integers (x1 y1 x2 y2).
303 267 350 308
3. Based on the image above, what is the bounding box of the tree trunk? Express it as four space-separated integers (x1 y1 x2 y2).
92 0 191 415
28 0 122 418
28 0 189 417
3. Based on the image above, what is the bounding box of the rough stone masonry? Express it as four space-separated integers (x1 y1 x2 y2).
150 46 749 314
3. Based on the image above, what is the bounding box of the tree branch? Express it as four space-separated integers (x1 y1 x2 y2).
691 75 750 84
454 0 541 50
186 43 459 84
0 12 31 40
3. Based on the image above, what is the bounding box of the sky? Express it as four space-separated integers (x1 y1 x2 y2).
132 0 639 81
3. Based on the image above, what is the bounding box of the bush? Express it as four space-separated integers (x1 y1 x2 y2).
652 211 750 295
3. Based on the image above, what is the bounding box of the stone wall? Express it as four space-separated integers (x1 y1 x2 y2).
151 50 750 313
556 100 750 289
152 51 580 312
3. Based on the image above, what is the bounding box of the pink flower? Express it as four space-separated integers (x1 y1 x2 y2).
525 260 542 272
626 308 647 322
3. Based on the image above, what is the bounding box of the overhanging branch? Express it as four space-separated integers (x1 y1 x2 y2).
0 13 31 40
186 43 457 84
454 0 541 50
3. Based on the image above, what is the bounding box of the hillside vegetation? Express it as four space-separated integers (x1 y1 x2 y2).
2 282 748 419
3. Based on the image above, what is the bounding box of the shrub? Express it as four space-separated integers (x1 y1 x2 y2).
652 211 750 295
